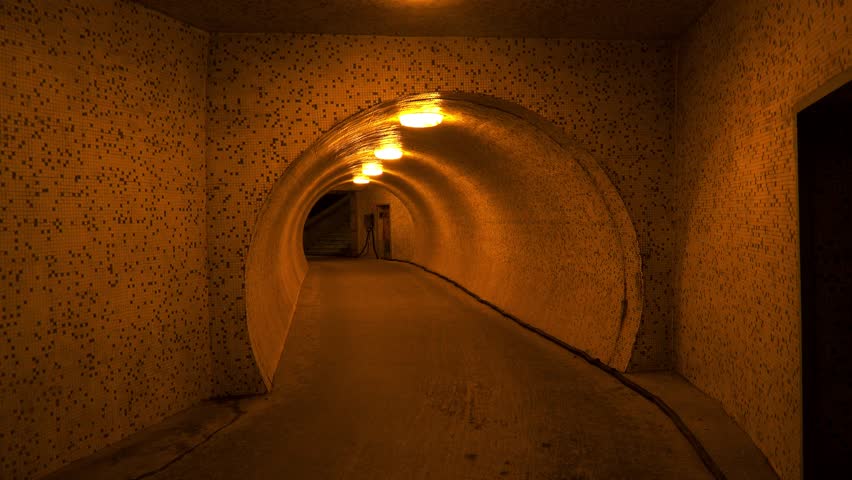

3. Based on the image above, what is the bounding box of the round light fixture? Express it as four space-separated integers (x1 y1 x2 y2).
361 161 383 177
399 112 443 128
374 146 403 160
352 174 370 185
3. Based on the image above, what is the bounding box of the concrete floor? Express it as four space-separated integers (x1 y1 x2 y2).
157 259 714 479
48 258 771 480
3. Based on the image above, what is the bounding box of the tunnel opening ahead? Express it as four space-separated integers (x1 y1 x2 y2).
303 191 356 257
244 92 644 390
302 186 416 260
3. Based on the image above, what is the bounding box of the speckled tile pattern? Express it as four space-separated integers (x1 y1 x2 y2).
673 1 851 478
0 1 211 479
205 33 678 394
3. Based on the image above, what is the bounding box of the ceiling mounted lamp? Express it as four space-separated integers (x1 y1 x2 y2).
374 146 403 160
399 112 443 128
361 161 383 177
352 174 371 185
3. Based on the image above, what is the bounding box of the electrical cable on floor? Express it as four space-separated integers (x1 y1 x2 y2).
385 257 728 480
370 225 379 259
357 225 373 257
357 223 379 259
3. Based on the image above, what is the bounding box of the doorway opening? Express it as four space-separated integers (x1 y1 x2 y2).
797 79 852 477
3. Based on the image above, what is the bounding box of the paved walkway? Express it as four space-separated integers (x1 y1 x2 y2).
143 259 710 479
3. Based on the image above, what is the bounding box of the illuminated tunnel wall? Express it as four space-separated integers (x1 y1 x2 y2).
245 93 644 388
207 34 678 395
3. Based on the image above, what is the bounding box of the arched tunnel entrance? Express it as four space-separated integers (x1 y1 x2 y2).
245 92 643 389
42 93 772 480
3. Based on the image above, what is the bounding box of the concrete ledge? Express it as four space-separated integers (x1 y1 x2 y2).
626 372 779 480
40 399 247 480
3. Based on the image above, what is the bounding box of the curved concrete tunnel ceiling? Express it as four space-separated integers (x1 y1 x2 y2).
132 0 714 39
246 93 643 389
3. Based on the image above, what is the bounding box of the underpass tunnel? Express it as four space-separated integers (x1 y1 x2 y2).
7 1 845 476
246 92 643 390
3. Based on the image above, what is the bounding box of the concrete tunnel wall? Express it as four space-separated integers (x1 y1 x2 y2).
245 93 643 389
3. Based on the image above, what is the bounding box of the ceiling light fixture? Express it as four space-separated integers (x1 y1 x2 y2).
374 146 403 160
352 174 371 185
361 161 383 176
399 112 443 128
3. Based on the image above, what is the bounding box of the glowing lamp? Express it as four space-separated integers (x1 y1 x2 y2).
352 174 370 185
399 112 443 128
374 146 403 160
361 162 383 176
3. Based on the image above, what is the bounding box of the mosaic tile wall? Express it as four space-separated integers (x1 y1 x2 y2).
673 0 851 478
205 33 677 393
0 1 211 478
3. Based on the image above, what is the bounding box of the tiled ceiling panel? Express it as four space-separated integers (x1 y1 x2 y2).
132 0 714 39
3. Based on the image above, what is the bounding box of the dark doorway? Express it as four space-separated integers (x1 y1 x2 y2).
797 79 852 478
303 191 356 256
377 204 391 259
